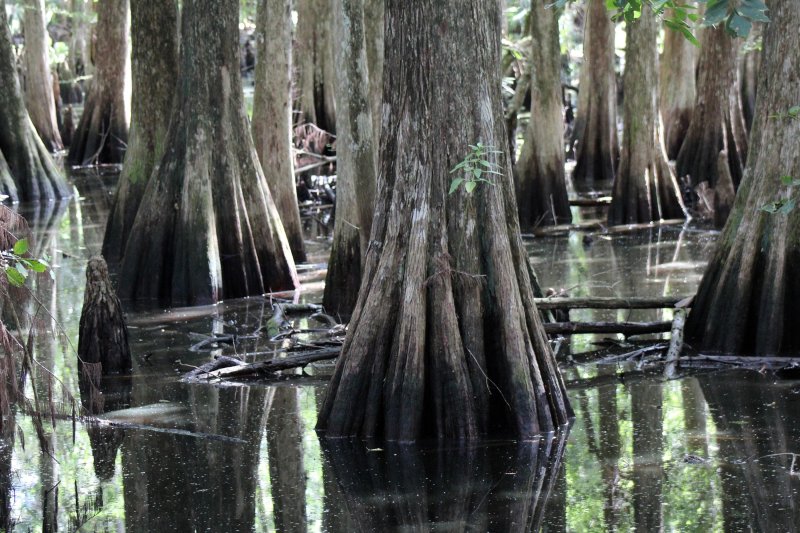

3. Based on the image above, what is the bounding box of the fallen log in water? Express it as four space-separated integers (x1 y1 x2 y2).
569 196 612 207
543 321 672 335
535 295 692 310
525 218 688 238
193 347 341 380
664 309 687 379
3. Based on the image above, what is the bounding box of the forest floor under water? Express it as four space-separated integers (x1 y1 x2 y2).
2 168 799 532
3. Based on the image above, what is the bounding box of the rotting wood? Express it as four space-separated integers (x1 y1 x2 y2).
544 321 672 335
535 295 691 310
664 309 687 379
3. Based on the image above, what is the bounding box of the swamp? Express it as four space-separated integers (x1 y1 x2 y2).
1 0 799 531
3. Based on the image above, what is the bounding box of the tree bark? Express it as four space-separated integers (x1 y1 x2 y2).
571 0 619 183
67 0 130 166
364 0 384 146
659 12 697 159
323 0 378 317
117 0 298 306
0 0 70 202
316 0 571 441
685 1 800 356
102 0 178 265
69 0 92 84
514 0 571 229
294 0 336 132
252 0 306 262
740 24 762 131
675 25 747 189
22 0 63 151
608 6 686 225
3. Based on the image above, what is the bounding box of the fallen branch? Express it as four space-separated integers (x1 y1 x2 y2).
182 355 246 380
195 347 341 380
544 321 672 335
535 295 691 310
664 309 687 379
569 196 612 207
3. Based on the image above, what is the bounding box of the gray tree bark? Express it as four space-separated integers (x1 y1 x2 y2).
102 0 178 265
608 6 686 225
22 0 63 151
685 1 800 355
117 0 298 306
676 25 747 189
659 12 697 159
571 0 619 183
69 0 92 82
294 0 336 132
67 0 129 166
252 0 306 262
0 0 69 202
514 0 571 229
317 0 571 441
323 0 378 317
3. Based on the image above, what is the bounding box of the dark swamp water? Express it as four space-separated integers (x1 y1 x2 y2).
3 170 800 532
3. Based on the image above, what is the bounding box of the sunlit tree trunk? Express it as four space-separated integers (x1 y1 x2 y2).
22 0 62 151
571 0 619 183
659 14 697 159
67 0 130 166
608 5 686 224
684 1 800 355
515 0 571 229
0 0 69 202
317 0 571 441
117 0 298 306
676 25 747 189
252 0 306 262
102 0 178 265
324 0 377 317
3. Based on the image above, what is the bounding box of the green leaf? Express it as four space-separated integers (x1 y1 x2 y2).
788 106 800 118
15 263 27 278
449 178 464 195
5 267 24 287
704 0 729 26
779 199 796 215
760 201 781 213
12 239 28 255
473 168 483 180
25 259 47 273
726 13 752 38
464 181 477 194
781 175 794 186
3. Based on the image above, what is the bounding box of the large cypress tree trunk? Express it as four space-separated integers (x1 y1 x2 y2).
67 0 129 166
252 0 306 262
294 0 336 132
316 0 571 441
685 1 800 355
675 25 747 189
364 0 383 144
117 0 298 306
0 0 69 202
323 0 378 317
571 0 619 183
514 0 571 229
659 13 697 160
102 0 178 265
69 0 92 84
740 25 762 132
608 5 686 225
22 0 63 152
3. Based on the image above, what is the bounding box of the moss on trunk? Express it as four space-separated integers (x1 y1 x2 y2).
117 0 298 306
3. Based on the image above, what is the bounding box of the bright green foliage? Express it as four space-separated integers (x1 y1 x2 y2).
449 143 503 195
1 239 52 287
760 175 800 215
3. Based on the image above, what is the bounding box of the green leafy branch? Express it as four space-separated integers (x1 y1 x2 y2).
769 105 800 121
1 239 52 287
449 143 503 195
761 175 800 215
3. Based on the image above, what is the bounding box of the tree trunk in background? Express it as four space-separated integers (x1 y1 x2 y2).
317 0 571 441
69 0 92 84
22 0 63 152
659 15 697 160
294 0 336 133
324 0 377 318
675 25 747 189
515 0 570 229
608 6 685 225
740 24 762 131
67 0 129 166
117 0 298 306
685 1 800 356
571 0 618 183
364 0 383 145
102 0 178 265
0 0 70 202
252 0 306 262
